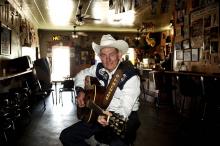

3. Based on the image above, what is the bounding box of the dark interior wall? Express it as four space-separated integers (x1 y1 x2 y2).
38 30 137 76
0 2 38 75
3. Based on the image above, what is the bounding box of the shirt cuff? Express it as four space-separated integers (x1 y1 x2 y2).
75 86 85 95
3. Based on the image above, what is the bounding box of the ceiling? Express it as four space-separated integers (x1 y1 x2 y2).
8 0 175 33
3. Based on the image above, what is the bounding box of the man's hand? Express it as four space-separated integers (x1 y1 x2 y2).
76 91 86 107
97 111 112 127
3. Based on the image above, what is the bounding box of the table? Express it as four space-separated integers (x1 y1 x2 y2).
52 80 63 105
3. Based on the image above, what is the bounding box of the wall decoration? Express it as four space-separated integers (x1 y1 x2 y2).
190 4 219 54
183 26 189 38
174 42 182 50
176 50 183 60
210 40 218 53
80 51 89 64
176 10 185 24
183 14 190 39
160 0 169 14
210 26 218 38
175 25 182 37
211 13 218 26
204 15 211 28
202 50 211 63
191 48 199 61
0 23 11 55
183 49 191 61
184 14 189 26
175 25 183 42
175 0 186 10
191 36 203 48
191 18 203 37
182 39 190 49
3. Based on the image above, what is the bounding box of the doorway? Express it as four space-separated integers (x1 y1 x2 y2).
51 46 70 81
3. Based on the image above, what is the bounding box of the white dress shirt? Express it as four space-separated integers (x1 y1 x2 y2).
74 63 140 119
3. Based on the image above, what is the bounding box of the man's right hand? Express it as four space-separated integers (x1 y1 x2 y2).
76 91 86 107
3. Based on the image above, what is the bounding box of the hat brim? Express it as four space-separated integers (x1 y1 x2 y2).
92 40 128 55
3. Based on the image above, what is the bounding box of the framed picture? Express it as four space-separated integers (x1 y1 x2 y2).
175 25 182 37
184 14 189 26
0 23 11 55
210 40 218 53
176 50 183 60
183 26 190 39
191 48 199 61
174 42 182 50
176 10 185 24
175 0 186 10
182 39 190 49
183 49 191 61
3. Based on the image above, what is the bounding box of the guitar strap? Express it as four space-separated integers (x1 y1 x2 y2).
102 68 123 109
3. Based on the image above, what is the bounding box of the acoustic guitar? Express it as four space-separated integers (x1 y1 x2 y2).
77 77 127 137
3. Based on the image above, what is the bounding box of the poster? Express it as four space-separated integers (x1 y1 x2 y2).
183 49 191 61
0 23 11 55
192 48 199 61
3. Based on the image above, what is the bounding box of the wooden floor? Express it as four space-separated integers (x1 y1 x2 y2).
2 85 220 146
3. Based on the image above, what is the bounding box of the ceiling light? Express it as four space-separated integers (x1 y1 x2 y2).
72 32 78 39
135 28 141 40
75 20 85 26
48 0 73 26
135 36 141 40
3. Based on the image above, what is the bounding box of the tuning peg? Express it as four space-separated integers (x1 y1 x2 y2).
111 116 115 120
117 129 122 133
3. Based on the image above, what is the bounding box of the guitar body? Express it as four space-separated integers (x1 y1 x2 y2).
76 76 126 137
77 84 106 123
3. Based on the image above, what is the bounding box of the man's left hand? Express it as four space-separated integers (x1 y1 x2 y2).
97 111 112 127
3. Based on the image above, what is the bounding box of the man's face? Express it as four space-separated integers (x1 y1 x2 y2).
99 47 122 72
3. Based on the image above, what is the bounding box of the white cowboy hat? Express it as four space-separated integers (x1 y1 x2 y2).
92 34 128 55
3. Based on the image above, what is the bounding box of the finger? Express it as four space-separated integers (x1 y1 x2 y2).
97 116 108 126
103 110 112 116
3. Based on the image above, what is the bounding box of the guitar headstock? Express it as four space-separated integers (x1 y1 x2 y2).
108 112 127 138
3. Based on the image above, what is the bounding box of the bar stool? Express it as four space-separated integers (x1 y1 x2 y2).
140 77 147 102
0 92 19 144
154 71 173 109
201 76 220 121
177 74 203 118
9 87 31 118
0 112 14 145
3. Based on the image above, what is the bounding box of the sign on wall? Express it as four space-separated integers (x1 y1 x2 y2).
0 23 11 55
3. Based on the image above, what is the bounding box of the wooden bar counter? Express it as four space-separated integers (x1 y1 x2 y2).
156 70 220 119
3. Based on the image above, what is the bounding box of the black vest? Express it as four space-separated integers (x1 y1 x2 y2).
95 61 138 90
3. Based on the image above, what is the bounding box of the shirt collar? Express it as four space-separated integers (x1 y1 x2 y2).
105 61 121 76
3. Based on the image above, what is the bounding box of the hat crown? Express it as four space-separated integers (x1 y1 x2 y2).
100 34 116 46
92 34 128 55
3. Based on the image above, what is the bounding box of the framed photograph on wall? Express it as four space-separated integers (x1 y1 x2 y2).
182 39 190 49
175 25 182 37
191 48 199 61
183 49 191 61
176 50 183 60
174 42 182 50
183 27 190 39
184 14 189 26
210 40 218 53
0 23 11 55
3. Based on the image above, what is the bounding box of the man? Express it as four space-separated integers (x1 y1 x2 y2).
59 34 141 146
